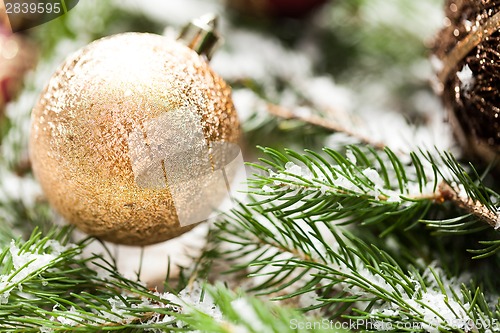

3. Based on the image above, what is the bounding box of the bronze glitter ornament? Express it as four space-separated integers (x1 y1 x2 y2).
434 0 500 166
30 16 240 245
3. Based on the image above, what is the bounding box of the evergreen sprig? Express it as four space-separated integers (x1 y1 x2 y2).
177 284 349 333
0 228 340 332
0 228 180 332
216 202 499 332
246 146 500 255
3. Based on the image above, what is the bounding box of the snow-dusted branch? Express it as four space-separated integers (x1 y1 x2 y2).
266 103 386 150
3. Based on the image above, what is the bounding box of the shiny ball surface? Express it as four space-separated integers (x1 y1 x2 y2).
30 33 240 245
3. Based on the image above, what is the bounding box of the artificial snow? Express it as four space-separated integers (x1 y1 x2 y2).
362 168 385 188
0 169 42 208
0 282 9 304
266 162 405 203
368 265 476 332
9 245 56 285
176 282 223 321
212 29 311 84
345 149 357 165
406 292 471 333
51 291 176 326
102 296 132 323
0 240 74 304
344 266 403 297
299 76 354 119
262 185 274 193
230 298 266 332
55 306 80 326
456 65 475 92
231 89 268 124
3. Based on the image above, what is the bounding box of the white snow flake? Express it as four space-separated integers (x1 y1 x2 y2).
456 65 475 92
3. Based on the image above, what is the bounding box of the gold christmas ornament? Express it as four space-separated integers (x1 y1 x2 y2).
30 16 241 245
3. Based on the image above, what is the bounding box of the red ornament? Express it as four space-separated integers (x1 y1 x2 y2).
0 27 36 111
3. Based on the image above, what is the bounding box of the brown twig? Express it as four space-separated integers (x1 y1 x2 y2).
266 103 386 150
437 181 499 229
271 176 498 229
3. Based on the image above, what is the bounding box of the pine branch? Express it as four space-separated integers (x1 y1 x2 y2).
0 227 348 332
217 204 500 332
437 181 499 230
177 283 350 333
0 196 53 248
247 145 499 250
0 228 182 332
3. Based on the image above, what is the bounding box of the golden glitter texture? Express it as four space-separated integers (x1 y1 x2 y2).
30 33 240 245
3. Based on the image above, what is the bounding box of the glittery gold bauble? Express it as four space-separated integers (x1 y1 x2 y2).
434 0 500 166
30 33 240 245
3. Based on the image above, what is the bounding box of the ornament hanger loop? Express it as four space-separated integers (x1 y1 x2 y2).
177 13 221 61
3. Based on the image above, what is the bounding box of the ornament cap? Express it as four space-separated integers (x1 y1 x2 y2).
177 13 221 60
